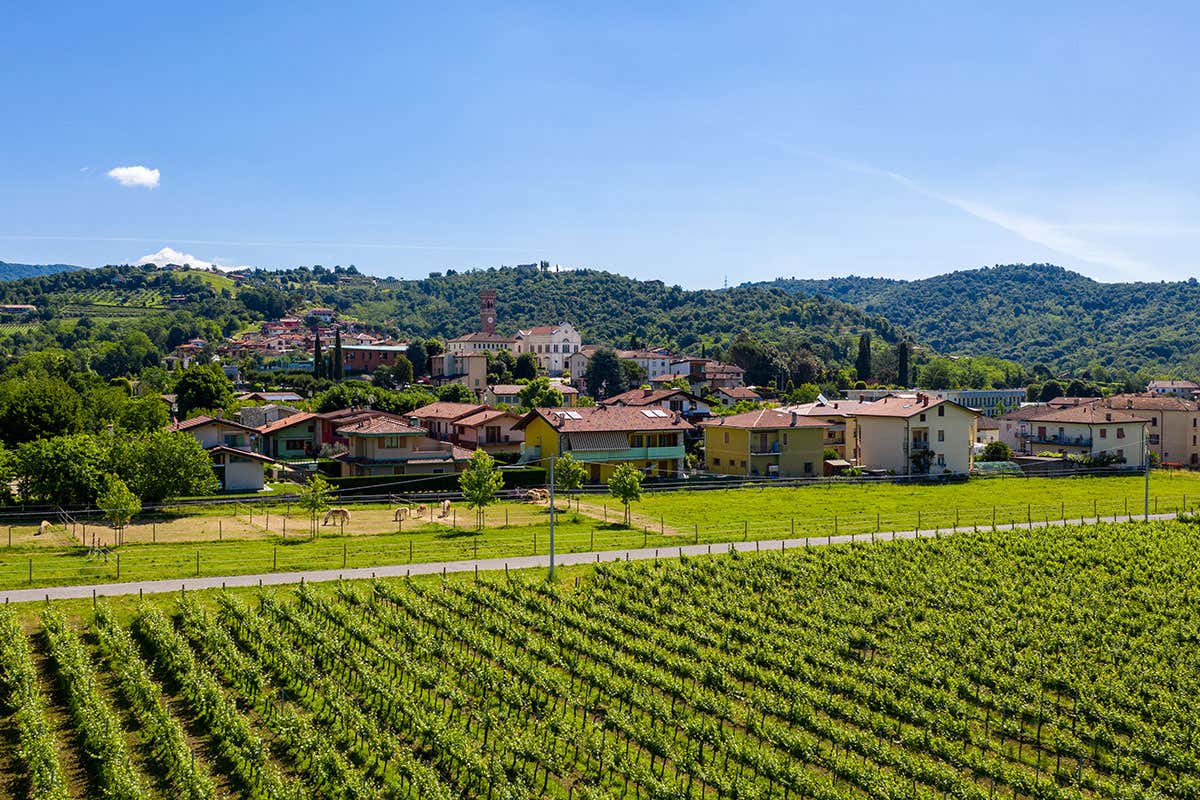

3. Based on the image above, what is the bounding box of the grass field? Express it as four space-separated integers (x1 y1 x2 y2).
599 470 1200 537
2 472 1200 591
1 520 1196 799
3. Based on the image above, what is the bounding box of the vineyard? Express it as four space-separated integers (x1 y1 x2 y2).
1 519 1198 799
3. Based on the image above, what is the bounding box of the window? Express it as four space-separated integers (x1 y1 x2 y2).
384 436 400 448
1116 428 1125 439
919 413 926 422
937 406 945 417
284 438 306 451
1099 428 1107 439
712 457 721 466
631 435 644 448
1117 449 1124 460
723 431 730 444
937 430 944 442
804 461 813 474
1152 418 1158 427
937 454 945 466
782 432 789 446
740 460 747 468
1149 434 1160 445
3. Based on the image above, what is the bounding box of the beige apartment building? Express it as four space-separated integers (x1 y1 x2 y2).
852 395 979 475
1102 394 1200 466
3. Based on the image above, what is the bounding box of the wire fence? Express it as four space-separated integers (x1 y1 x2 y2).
0 491 1195 593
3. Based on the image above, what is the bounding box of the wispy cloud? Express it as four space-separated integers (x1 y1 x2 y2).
759 140 1156 277
136 246 250 272
106 165 160 188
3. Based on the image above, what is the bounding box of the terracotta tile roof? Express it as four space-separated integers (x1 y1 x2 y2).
997 405 1060 422
168 415 260 434
976 416 1001 430
336 417 428 437
1103 393 1200 412
602 388 705 407
450 332 518 343
852 396 976 419
514 405 694 433
257 412 318 435
1023 405 1150 425
1046 396 1102 408
207 445 276 463
454 408 521 428
716 386 761 400
783 400 880 417
488 385 525 396
700 409 831 430
1149 380 1199 389
409 402 488 421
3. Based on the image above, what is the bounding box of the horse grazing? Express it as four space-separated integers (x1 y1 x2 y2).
393 507 409 522
323 508 351 526
37 520 53 536
415 504 428 516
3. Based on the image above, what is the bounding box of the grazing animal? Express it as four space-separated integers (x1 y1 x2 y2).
323 508 351 526
439 499 452 518
525 488 549 503
393 507 409 522
415 504 428 516
37 520 52 536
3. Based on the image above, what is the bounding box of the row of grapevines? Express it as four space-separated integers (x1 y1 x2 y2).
0 606 67 800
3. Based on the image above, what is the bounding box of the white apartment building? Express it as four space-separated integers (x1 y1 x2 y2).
514 323 582 376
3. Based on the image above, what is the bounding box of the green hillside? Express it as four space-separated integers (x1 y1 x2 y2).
755 263 1200 376
0 260 86 282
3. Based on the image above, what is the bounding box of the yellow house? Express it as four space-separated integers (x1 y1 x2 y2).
514 405 693 483
701 409 831 478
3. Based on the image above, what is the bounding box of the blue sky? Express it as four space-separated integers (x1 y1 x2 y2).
1 2 1196 287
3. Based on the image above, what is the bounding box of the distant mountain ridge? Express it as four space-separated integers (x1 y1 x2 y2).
0 261 87 282
751 263 1200 375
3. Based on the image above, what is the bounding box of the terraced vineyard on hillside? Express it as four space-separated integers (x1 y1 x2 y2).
1 520 1197 799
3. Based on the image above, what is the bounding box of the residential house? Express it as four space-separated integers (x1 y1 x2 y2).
341 344 409 374
701 409 831 478
257 412 321 460
514 323 582 376
446 331 518 354
853 395 979 475
168 415 260 451
409 401 489 441
714 386 762 406
566 345 600 388
668 358 746 393
166 416 270 491
307 307 337 323
601 387 713 422
782 400 877 462
451 408 525 454
237 403 301 429
616 350 675 381
1148 380 1200 398
975 415 1001 445
484 383 579 408
1001 403 1150 466
1101 394 1200 466
514 405 693 482
333 416 472 477
431 351 488 396
208 446 276 492
237 391 305 404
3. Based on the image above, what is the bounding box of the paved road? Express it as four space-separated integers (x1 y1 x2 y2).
0 512 1181 604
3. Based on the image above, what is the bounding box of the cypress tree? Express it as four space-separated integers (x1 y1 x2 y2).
855 333 872 382
333 328 344 380
313 326 323 379
897 341 910 387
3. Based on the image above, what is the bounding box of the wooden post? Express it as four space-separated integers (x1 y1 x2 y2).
343 542 347 569
219 520 223 539
660 515 664 535
743 521 747 541
152 522 156 543
273 546 277 571
409 539 413 562
117 554 120 579
28 557 32 584
195 551 200 576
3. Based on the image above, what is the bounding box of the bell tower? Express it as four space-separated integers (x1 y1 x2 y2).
480 289 497 334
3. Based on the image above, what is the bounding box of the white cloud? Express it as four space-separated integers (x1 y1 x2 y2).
107 165 160 188
136 247 250 272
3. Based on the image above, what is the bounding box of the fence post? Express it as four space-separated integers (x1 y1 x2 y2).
590 529 595 550
219 520 223 540
834 515 838 535
7 527 10 548
117 554 120 579
917 510 921 530
743 521 747 541
28 557 32 584
533 528 537 554
343 542 347 569
1093 498 1097 518
643 528 648 547
196 551 200 576
409 539 413 563
152 522 156 543
992 506 996 529
273 546 277 571
660 515 664 535
695 524 699 545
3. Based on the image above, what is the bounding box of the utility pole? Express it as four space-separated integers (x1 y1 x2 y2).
549 455 556 582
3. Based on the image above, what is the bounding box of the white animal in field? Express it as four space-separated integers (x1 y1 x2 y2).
525 488 549 503
37 520 52 536
393 507 409 522
439 499 451 518
323 508 351 526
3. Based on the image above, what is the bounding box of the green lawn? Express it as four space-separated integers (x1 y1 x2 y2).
600 470 1200 538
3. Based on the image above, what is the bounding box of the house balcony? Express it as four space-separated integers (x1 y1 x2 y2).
910 441 930 451
1019 433 1093 448
750 442 781 455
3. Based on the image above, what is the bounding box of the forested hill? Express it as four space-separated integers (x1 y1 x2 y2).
0 261 86 282
753 264 1200 375
348 266 903 354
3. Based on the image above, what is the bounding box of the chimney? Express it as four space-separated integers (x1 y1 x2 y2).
923 396 929 407
790 411 798 427
1105 412 1112 421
